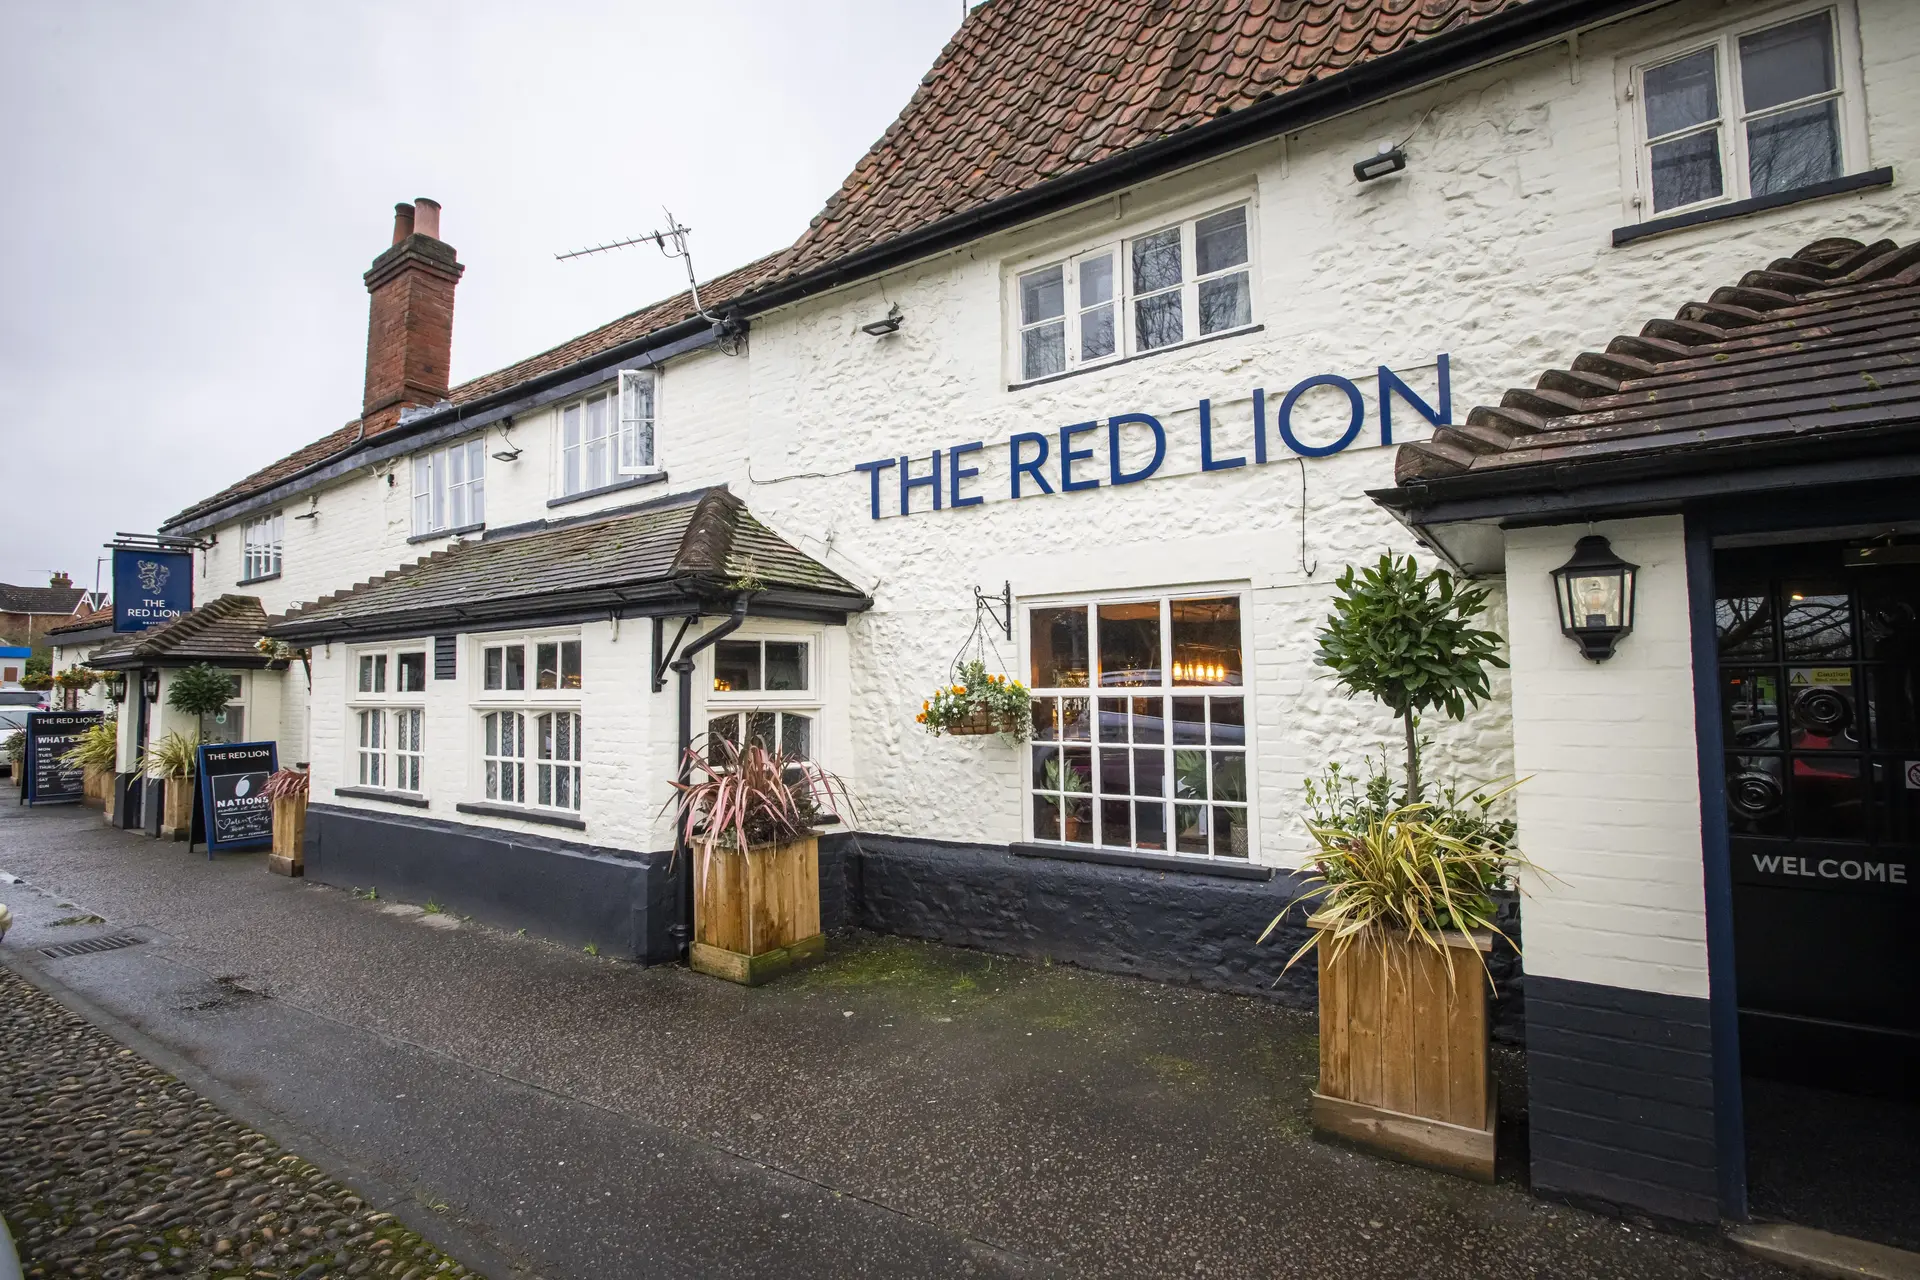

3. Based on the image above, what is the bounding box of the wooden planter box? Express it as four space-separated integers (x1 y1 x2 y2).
1311 924 1496 1182
268 793 308 877
160 775 195 841
102 775 117 824
82 766 112 808
690 833 824 986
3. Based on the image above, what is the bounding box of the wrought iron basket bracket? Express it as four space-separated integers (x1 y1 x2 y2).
974 582 1012 643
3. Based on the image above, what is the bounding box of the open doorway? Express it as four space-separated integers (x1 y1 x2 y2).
1713 539 1920 1249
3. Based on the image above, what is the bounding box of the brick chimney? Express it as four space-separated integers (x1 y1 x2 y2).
361 198 464 436
49 572 71 589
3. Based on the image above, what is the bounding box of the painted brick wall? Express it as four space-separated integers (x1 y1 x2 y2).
192 0 1918 873
1506 517 1709 1000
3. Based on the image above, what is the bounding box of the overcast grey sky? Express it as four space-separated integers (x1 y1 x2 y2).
0 1 961 593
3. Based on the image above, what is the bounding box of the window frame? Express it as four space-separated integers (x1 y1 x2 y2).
555 369 659 499
411 437 488 538
1616 1 1868 223
706 633 818 708
240 512 284 583
470 629 584 815
1006 196 1258 386
1019 587 1257 863
347 642 430 796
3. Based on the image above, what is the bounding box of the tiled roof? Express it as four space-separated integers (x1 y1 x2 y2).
45 606 114 638
86 595 271 669
766 0 1525 281
266 488 868 641
168 0 1530 531
1391 236 1920 486
161 252 790 531
0 584 86 616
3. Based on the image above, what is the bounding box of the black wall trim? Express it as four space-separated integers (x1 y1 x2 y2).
1611 167 1894 247
1010 840 1274 881
333 786 429 809
1525 974 1720 1223
454 800 586 830
305 802 679 962
1684 512 1748 1219
546 472 669 509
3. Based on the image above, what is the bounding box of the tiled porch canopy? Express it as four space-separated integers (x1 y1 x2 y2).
1373 235 1920 544
265 488 871 645
86 595 273 671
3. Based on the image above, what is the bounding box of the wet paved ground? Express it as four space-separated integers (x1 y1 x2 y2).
0 798 1794 1279
1 969 475 1280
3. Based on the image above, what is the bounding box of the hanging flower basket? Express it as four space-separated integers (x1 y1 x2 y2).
918 659 1031 741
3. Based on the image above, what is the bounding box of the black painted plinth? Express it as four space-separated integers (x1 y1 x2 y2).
1525 974 1721 1223
305 803 682 963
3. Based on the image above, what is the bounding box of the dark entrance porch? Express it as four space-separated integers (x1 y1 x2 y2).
1713 536 1920 1251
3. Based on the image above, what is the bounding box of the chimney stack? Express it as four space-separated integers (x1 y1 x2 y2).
362 197 464 436
49 572 71 589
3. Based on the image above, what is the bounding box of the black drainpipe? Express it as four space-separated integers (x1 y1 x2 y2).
667 594 750 955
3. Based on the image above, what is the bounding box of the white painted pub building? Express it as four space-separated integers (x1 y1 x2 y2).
116 0 1918 1234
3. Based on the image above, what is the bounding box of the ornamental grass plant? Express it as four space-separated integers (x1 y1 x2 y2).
1262 761 1536 988
59 721 119 772
669 737 855 854
139 730 200 780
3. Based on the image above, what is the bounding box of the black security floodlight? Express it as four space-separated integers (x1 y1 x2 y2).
1353 144 1407 183
1552 535 1639 661
862 303 904 337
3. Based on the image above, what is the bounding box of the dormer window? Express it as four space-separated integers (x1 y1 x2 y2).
412 439 486 537
558 370 656 499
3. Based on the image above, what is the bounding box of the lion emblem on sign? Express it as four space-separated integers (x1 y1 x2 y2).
137 560 170 591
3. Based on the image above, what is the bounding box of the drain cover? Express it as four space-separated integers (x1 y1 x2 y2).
40 933 144 960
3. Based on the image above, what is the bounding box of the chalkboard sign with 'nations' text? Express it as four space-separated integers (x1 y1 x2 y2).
195 741 278 856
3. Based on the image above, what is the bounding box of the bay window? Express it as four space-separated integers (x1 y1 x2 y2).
1012 202 1254 383
349 644 428 794
707 634 818 761
474 631 583 813
1026 594 1250 859
412 439 486 537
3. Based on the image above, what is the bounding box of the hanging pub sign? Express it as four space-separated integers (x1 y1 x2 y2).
195 741 277 857
113 547 193 633
21 710 104 806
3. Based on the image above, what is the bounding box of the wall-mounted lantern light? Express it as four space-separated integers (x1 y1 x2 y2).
861 303 904 337
142 670 161 703
108 672 128 704
1353 143 1407 183
1552 535 1638 661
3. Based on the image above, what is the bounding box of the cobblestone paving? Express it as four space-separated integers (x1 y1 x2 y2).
1 969 480 1280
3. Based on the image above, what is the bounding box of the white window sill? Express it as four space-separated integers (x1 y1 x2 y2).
1007 323 1264 393
455 799 585 830
333 785 429 809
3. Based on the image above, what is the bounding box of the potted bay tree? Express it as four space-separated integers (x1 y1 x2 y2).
1265 552 1524 1182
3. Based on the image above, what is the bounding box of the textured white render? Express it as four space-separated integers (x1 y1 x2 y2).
208 0 1917 868
1506 517 1709 999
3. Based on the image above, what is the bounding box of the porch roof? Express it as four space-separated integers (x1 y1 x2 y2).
264 488 871 644
1375 235 1920 524
86 595 272 671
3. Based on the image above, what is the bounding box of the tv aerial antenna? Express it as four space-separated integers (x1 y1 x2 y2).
555 208 730 338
